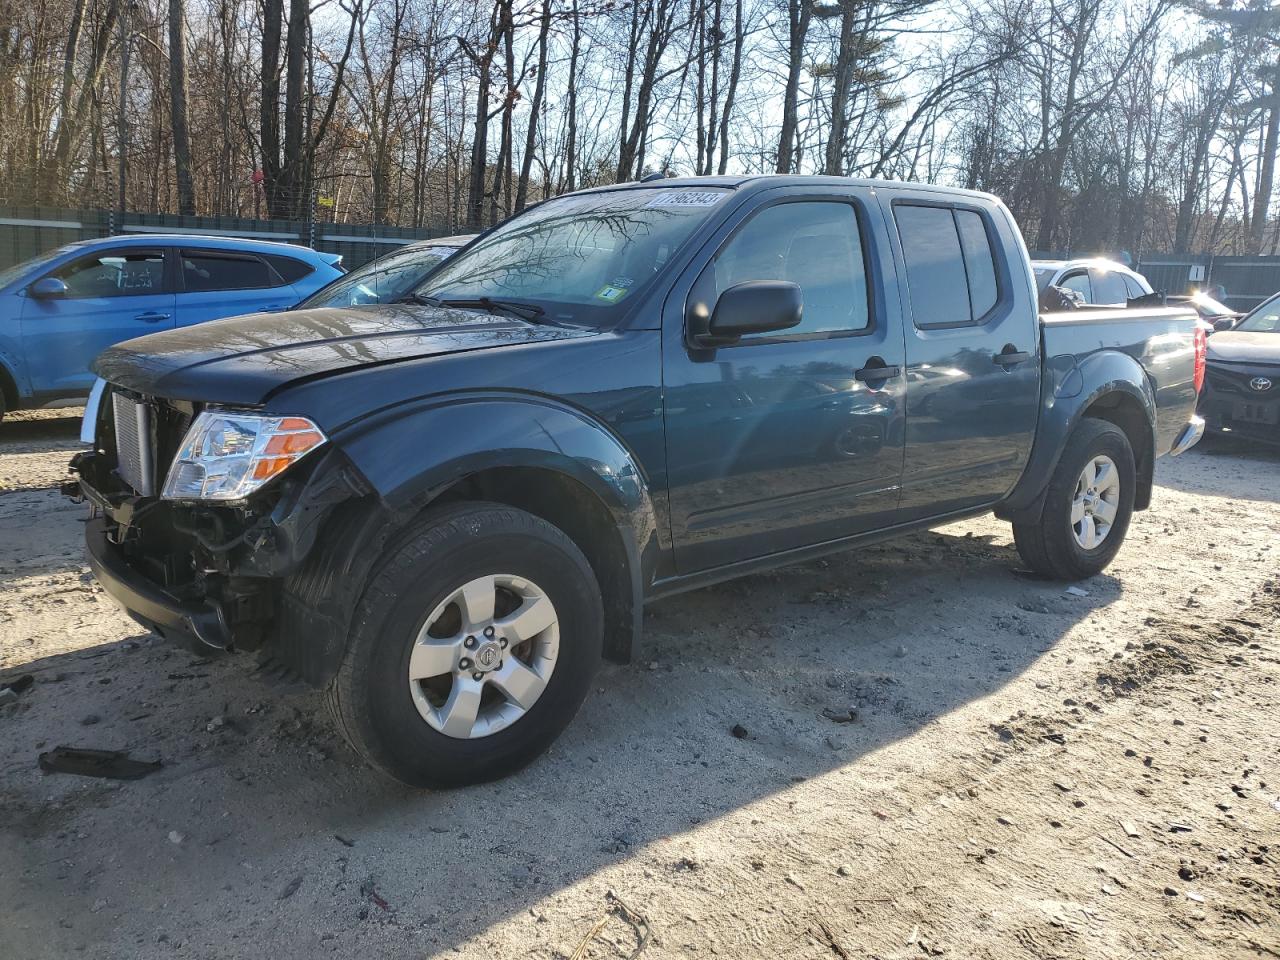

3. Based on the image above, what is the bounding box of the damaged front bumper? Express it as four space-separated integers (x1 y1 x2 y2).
65 445 371 655
84 515 234 650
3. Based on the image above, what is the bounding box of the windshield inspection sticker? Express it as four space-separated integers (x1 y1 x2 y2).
594 284 630 303
645 191 725 208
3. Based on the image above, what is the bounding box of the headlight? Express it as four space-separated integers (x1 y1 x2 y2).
162 411 326 501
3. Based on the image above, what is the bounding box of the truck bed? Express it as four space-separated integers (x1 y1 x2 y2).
1040 306 1200 458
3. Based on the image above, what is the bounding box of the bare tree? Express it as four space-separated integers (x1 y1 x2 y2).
169 0 195 213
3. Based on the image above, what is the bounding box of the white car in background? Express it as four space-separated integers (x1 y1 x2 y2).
1032 258 1154 307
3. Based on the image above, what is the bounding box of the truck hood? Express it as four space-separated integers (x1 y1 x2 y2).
1206 331 1280 364
93 304 592 405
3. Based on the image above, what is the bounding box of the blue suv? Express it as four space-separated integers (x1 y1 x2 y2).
0 234 342 418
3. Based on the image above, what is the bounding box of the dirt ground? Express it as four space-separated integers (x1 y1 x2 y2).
1 407 1277 960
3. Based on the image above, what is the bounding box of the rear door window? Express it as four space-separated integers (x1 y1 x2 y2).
1059 271 1091 302
53 250 166 299
180 250 280 292
1090 269 1130 305
955 210 999 318
895 204 1002 328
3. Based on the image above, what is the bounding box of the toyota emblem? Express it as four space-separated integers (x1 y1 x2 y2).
1250 376 1273 392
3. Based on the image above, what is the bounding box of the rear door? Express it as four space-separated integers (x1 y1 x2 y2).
174 248 297 326
882 192 1041 521
19 247 175 395
663 186 907 573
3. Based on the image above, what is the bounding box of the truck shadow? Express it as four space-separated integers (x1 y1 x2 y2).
1 526 1121 957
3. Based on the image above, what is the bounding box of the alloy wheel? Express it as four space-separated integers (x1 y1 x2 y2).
407 574 559 739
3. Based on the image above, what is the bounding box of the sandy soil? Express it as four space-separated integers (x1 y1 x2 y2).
1 408 1277 960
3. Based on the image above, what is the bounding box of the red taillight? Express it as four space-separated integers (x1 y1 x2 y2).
1193 323 1207 393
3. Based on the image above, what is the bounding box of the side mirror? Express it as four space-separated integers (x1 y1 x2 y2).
688 280 803 347
28 277 69 300
1212 316 1237 332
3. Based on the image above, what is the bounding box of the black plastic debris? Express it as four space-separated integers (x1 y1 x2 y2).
38 746 162 780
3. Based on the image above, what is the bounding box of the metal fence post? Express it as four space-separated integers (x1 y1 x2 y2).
308 187 317 249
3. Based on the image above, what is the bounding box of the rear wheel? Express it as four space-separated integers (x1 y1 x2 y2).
326 502 603 788
1013 419 1136 580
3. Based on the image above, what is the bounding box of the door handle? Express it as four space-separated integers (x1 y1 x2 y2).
854 359 901 384
994 345 1031 368
135 312 170 323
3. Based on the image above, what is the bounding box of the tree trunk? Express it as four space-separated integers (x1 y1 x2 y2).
280 0 308 218
716 0 744 175
515 0 551 212
169 0 196 215
465 6 500 229
564 0 581 192
823 1 857 177
260 0 283 215
618 0 676 181
1251 63 1280 254
775 0 810 173
489 0 515 225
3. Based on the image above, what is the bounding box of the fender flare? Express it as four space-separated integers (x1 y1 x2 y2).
997 349 1157 522
332 392 659 657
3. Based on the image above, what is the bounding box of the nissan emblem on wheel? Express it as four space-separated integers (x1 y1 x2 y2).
65 176 1206 788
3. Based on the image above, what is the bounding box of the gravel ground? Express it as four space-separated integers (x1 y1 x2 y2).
1 408 1277 960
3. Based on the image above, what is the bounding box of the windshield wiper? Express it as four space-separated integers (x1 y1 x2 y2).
400 291 446 307
457 297 548 322
404 293 555 324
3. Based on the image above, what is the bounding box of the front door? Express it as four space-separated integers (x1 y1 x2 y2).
19 247 175 396
663 189 907 574
882 194 1041 521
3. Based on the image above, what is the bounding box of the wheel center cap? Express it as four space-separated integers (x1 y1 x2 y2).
472 641 503 673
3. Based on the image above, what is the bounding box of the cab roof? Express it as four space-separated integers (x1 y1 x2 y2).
573 173 1001 205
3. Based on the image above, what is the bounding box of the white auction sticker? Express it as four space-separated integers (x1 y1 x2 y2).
645 191 726 208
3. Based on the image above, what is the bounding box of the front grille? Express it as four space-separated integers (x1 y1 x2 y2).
1206 362 1278 398
112 392 156 495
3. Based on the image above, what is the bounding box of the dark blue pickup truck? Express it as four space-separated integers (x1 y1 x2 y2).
67 176 1206 787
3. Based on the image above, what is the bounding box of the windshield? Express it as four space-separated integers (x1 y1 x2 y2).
0 245 73 291
300 245 458 308
413 187 732 325
1237 293 1280 332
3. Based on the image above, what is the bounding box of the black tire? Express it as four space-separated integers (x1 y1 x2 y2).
326 502 603 788
1012 419 1136 580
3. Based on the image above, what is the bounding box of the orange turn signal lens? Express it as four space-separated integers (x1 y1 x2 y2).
264 429 324 455
251 456 296 481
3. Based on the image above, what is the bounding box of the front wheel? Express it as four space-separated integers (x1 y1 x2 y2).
326 502 603 788
1012 419 1136 580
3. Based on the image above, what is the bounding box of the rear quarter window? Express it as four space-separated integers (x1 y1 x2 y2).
264 254 315 284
